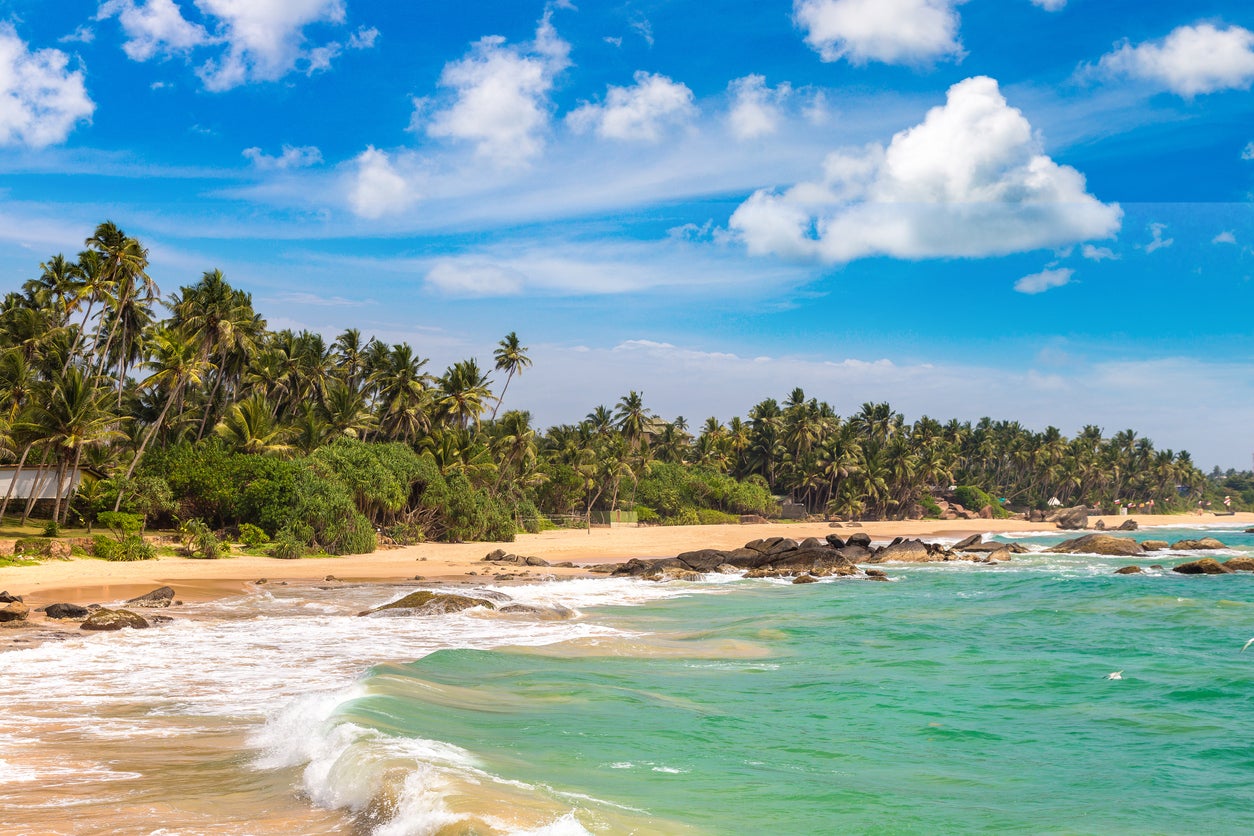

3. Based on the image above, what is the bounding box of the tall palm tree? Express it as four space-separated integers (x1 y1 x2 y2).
436 359 493 430
214 393 292 456
490 332 531 420
614 390 650 452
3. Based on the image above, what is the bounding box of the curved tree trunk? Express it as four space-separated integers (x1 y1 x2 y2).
0 442 33 522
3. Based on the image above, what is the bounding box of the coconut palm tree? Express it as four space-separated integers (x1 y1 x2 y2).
436 358 492 430
490 331 531 420
214 393 292 456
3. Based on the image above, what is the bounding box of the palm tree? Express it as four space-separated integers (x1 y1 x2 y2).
436 358 492 430
614 390 650 451
214 393 292 456
490 331 531 420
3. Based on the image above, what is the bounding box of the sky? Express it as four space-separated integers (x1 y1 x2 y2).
0 0 1252 468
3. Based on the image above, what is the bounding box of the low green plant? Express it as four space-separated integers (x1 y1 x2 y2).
269 526 307 559
179 518 222 559
41 520 60 537
384 523 424 545
97 511 143 540
14 537 50 557
635 505 659 524
695 509 739 525
238 523 270 547
919 495 943 519
92 533 155 562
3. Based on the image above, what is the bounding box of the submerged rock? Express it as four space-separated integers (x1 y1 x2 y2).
81 608 150 631
358 591 497 617
1171 559 1232 575
1140 540 1169 552
125 586 175 608
1169 538 1227 551
792 575 819 584
1114 566 1142 575
1222 557 1254 572
1045 534 1143 557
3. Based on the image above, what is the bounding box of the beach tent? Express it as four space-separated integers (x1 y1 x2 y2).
1047 497 1062 507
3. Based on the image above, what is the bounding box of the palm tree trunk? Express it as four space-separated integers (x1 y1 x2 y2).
51 455 68 527
196 355 226 440
61 447 83 527
21 448 53 525
0 442 33 522
114 381 183 511
489 371 514 421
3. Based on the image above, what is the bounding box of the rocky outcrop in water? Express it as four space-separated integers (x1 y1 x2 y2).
43 603 90 620
1140 540 1168 551
1114 566 1142 574
0 601 29 622
1171 559 1232 575
482 549 550 567
81 608 150 630
1045 534 1144 557
1169 538 1226 551
125 586 175 608
1223 557 1254 572
1117 519 1139 531
360 590 497 617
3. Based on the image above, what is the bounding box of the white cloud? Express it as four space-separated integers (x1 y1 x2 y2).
726 75 791 140
793 0 965 66
630 18 654 47
729 76 1122 264
97 0 209 61
347 26 378 50
424 12 570 166
1242 142 1254 161
426 262 526 296
0 25 95 148
1015 266 1073 294
1081 244 1118 261
99 0 356 90
59 25 96 44
1143 222 1173 253
347 147 417 219
1212 231 1237 245
1030 0 1066 10
567 71 697 142
243 144 323 170
1096 23 1254 97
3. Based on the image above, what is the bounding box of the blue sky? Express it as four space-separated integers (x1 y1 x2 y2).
1 0 1252 467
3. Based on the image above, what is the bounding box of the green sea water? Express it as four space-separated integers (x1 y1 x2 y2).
329 526 1254 834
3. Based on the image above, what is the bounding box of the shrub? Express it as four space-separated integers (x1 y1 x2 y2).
14 537 50 557
269 527 307 560
384 523 424 545
953 486 1010 519
696 509 739 525
97 511 143 540
662 507 700 526
179 518 222 559
919 495 943 519
238 523 270 547
635 505 659 524
42 520 60 537
93 534 154 561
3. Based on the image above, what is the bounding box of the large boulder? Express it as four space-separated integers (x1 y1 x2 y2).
81 608 150 630
865 538 943 564
1171 559 1232 575
44 602 90 619
359 591 497 616
1170 538 1227 551
1114 565 1142 575
1117 519 1139 531
1222 557 1254 572
674 549 736 572
1046 534 1143 557
125 586 175 608
1140 540 1169 552
744 537 799 556
845 532 872 549
0 601 29 622
766 548 857 576
0 590 22 604
824 534 846 549
952 534 983 550
1053 507 1089 530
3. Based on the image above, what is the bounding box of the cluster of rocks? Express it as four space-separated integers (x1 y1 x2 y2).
358 588 573 620
1038 532 1253 575
0 585 178 633
1032 506 1139 531
480 549 576 580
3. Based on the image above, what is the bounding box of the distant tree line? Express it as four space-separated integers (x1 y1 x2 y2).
0 223 1215 555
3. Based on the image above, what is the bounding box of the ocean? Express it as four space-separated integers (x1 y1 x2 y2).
2 523 1253 835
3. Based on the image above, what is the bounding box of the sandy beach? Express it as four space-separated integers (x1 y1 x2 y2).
4 512 1250 609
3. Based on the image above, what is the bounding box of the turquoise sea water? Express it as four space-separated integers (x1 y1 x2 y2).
321 525 1254 834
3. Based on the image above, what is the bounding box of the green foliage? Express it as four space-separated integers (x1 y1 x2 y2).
513 499 543 534
238 523 269 547
269 526 307 559
14 538 50 557
919 495 943 519
41 520 60 537
97 511 143 540
92 533 155 562
661 508 700 526
635 504 658 524
383 523 424 545
953 486 1010 519
635 462 778 523
695 509 739 525
178 518 222 559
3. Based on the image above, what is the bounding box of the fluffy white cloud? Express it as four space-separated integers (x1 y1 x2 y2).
1242 142 1254 161
347 147 416 219
729 76 1122 263
1143 222 1173 254
425 13 570 166
99 0 364 90
726 75 791 140
425 262 526 296
0 25 95 148
1015 266 1073 294
1030 0 1066 10
793 0 965 65
1096 23 1254 96
243 144 323 170
567 71 696 142
97 0 208 61
1081 244 1118 261
1212 231 1237 245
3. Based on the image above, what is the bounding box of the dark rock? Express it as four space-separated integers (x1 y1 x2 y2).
674 549 733 572
744 537 799 556
792 575 819 584
766 547 857 576
866 538 942 564
44 602 90 619
824 534 846 549
324 575 339 581
0 601 30 622
1150 565 1164 570
523 556 550 567
1117 519 1139 531
1222 557 1254 572
714 563 741 574
151 615 175 624
952 534 983 550
499 604 575 619
124 586 175 608
1140 540 1169 552
1054 506 1089 530
1169 538 1226 551
359 591 497 616
0 591 21 604
647 567 703 582
1171 558 1233 575
960 540 1025 554
1114 566 1142 575
553 562 575 568
835 545 874 563
1046 534 1143 557
1093 519 1106 530
81 608 150 630
798 537 825 550
845 532 872 548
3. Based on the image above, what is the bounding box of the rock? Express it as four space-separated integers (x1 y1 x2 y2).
0 601 30 622
552 562 575 568
1045 534 1143 557
845 533 872 549
767 547 858 576
866 538 943 564
1140 540 1169 551
48 541 71 559
0 540 14 556
499 604 575 619
1150 565 1164 570
125 586 175 608
1093 519 1106 530
673 549 734 572
986 547 1013 563
1169 538 1226 551
1171 559 1232 575
359 591 497 616
792 575 819 584
824 534 846 549
1117 519 1139 531
835 544 874 563
1222 557 1254 572
959 540 1026 554
0 590 22 603
714 564 741 574
1114 566 1142 575
744 537 798 556
952 534 983 550
324 575 339 582
81 608 150 631
523 556 550 567
1054 507 1089 530
44 602 90 619
798 537 825 550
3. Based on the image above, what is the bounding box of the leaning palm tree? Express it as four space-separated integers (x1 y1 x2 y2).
490 332 531 420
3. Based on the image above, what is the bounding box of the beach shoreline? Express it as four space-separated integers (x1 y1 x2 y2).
3 512 1250 609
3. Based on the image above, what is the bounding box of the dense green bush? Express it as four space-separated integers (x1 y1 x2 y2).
635 463 778 523
92 534 154 561
97 511 143 539
953 486 1010 519
635 504 658 524
238 523 270 547
919 495 943 519
269 527 307 559
696 509 739 525
179 518 222 559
